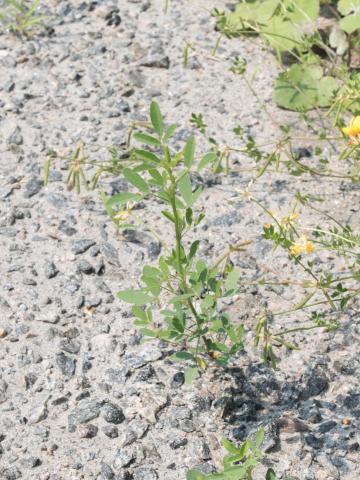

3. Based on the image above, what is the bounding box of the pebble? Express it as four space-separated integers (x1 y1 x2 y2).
68 400 100 428
102 425 119 438
55 352 76 377
71 239 96 254
0 328 8 338
171 371 185 388
7 126 23 145
113 448 134 468
78 423 98 438
44 261 59 279
101 403 125 424
23 178 43 198
77 259 95 274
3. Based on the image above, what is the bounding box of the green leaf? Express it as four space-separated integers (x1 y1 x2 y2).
148 168 164 186
163 123 177 142
170 351 194 361
132 305 148 323
185 207 193 225
179 173 193 206
106 192 142 208
228 0 320 51
117 289 154 305
186 470 206 480
338 0 360 14
221 438 240 455
162 210 176 223
169 293 194 303
132 149 161 164
255 426 265 447
185 366 199 384
134 132 161 147
225 268 241 292
189 240 200 260
150 101 164 136
339 9 360 34
198 152 217 171
184 136 195 168
123 168 149 194
266 468 277 480
274 63 339 111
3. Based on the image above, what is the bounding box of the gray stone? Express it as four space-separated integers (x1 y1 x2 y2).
119 427 137 447
23 177 43 198
60 338 81 354
100 242 120 266
72 239 96 254
7 126 23 146
133 468 158 480
0 466 22 480
171 372 185 389
101 403 125 424
19 456 41 468
113 448 134 469
47 192 68 208
77 259 94 274
78 423 98 438
139 53 170 69
44 261 59 279
56 352 76 376
58 221 77 236
102 425 119 438
169 437 188 449
101 463 115 479
147 241 161 259
68 400 100 427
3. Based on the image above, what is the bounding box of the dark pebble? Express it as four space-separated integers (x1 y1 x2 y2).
78 423 98 438
72 239 96 254
171 372 185 389
101 403 125 424
55 352 76 377
102 425 119 438
23 177 43 198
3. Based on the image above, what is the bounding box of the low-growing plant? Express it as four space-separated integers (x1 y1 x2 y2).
187 427 295 480
212 0 360 111
106 101 249 381
0 0 47 36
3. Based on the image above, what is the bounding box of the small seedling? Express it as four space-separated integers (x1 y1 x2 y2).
0 0 47 36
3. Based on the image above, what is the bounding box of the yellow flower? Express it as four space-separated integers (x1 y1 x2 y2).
342 116 360 144
115 210 131 222
114 202 133 222
281 212 299 228
290 235 315 256
290 243 303 256
304 240 315 254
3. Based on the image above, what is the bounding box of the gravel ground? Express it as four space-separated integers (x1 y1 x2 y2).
0 1 359 479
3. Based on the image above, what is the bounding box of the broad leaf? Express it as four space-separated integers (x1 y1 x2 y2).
186 470 206 480
274 63 338 111
222 438 240 455
106 192 142 208
134 132 161 147
184 136 196 168
170 351 194 361
185 366 199 384
179 173 193 206
123 168 149 194
117 289 154 305
225 268 241 292
266 468 277 480
198 152 217 171
150 101 164 136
